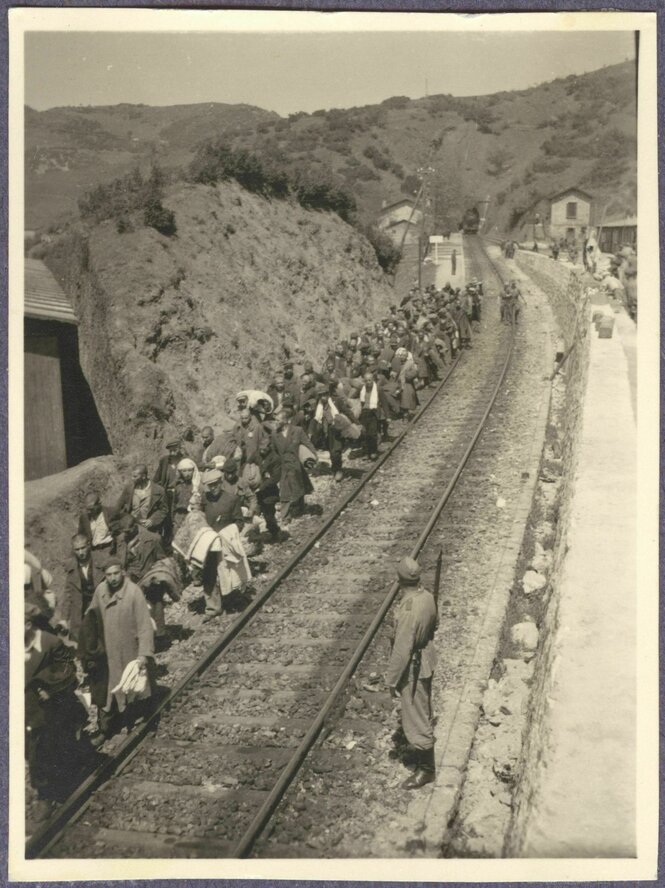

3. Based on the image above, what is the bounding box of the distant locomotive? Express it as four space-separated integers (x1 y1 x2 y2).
461 206 480 235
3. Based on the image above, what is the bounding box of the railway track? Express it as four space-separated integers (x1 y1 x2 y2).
31 235 513 860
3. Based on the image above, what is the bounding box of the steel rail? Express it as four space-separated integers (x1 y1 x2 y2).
29 339 464 859
232 235 514 858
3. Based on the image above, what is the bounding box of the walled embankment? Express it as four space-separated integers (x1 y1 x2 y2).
505 251 636 856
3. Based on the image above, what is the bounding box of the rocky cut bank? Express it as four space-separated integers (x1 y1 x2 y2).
45 178 394 465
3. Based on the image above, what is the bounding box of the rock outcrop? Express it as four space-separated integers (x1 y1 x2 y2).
46 179 394 464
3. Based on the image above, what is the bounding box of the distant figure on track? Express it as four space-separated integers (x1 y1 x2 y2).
386 557 438 790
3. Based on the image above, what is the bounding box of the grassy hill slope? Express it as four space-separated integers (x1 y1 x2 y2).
27 61 636 235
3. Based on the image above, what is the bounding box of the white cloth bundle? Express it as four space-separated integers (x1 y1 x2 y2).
359 383 379 410
111 658 151 709
314 397 339 424
217 524 252 597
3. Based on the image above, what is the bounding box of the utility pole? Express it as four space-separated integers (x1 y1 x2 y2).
417 163 435 293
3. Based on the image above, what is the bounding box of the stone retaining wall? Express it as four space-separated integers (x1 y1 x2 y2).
506 252 636 857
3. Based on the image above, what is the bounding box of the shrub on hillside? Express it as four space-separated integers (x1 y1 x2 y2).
528 156 568 175
294 175 356 222
344 163 380 183
363 144 391 171
144 199 177 236
486 147 512 176
362 224 401 274
189 143 289 198
78 164 176 236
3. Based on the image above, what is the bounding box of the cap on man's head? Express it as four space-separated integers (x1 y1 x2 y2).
283 361 294 370
397 556 421 583
103 555 123 571
202 468 223 486
111 514 137 536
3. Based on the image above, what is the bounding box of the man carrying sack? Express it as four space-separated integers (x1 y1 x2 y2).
386 555 438 790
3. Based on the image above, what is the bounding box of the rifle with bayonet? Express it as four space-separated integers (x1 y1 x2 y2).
433 546 443 629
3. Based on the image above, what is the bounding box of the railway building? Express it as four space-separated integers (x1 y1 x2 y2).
376 198 423 245
548 187 594 244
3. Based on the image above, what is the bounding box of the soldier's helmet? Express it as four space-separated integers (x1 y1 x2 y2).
397 556 421 584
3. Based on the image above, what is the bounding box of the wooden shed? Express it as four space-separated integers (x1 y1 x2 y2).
24 258 111 481
598 216 637 254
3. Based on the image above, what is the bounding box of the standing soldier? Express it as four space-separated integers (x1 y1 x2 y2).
386 556 438 789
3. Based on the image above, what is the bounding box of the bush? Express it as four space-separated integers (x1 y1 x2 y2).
190 140 356 222
144 199 177 236
362 224 401 274
486 147 512 176
79 163 176 235
527 156 565 174
294 176 356 222
189 142 289 198
363 144 391 171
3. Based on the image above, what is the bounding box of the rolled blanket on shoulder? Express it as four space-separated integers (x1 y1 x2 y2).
139 557 182 602
332 413 362 440
187 527 222 570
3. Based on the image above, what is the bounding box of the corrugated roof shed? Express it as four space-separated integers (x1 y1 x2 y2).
24 258 77 325
601 216 637 228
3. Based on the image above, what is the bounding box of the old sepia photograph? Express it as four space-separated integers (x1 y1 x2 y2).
9 8 658 881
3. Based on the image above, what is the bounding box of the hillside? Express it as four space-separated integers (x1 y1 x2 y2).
25 102 277 228
44 178 393 464
26 61 637 234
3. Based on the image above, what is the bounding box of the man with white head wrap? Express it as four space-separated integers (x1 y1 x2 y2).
171 458 200 533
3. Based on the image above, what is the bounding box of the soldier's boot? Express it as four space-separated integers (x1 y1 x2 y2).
402 747 435 790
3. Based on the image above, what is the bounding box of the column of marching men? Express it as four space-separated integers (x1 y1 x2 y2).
24 278 488 806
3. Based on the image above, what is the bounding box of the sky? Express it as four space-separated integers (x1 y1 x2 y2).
25 29 636 115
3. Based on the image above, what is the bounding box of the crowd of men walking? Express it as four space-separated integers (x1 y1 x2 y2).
25 277 485 807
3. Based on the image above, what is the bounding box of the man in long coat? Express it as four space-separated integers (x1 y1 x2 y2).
87 557 154 738
55 533 106 641
386 556 438 790
271 404 317 522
